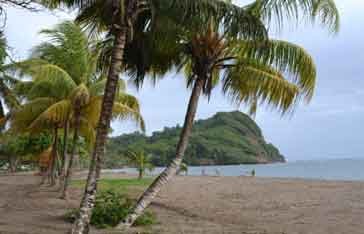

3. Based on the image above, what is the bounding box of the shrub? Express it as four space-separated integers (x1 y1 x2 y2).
133 211 156 226
65 190 156 228
64 208 79 223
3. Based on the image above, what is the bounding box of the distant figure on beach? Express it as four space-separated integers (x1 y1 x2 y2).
251 169 256 177
215 169 220 176
201 169 206 176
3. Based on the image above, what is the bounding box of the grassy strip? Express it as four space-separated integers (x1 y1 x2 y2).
71 177 153 193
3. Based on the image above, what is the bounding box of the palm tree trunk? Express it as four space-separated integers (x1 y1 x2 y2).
118 77 204 228
0 101 5 131
48 127 58 186
71 27 128 234
8 155 18 173
61 120 69 174
59 120 69 191
138 169 143 180
61 109 80 199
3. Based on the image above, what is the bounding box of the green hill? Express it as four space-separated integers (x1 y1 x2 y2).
106 111 285 168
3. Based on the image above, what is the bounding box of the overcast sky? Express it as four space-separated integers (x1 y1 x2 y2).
4 1 364 161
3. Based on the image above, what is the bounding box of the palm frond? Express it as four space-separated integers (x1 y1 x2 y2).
112 102 145 132
10 97 55 132
24 62 77 99
74 0 110 38
116 92 141 113
0 32 7 65
82 94 145 131
246 0 339 33
28 100 71 132
88 78 106 97
33 21 91 83
237 39 316 100
81 95 102 128
222 59 300 114
13 81 34 98
79 117 96 149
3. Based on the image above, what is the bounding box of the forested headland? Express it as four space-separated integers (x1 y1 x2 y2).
106 111 285 168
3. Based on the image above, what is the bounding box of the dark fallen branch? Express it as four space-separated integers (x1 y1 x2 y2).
0 0 40 11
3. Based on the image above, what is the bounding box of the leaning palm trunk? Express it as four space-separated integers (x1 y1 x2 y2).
61 109 81 199
71 28 128 234
118 77 204 228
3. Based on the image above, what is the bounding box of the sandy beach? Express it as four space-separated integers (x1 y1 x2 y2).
0 173 363 234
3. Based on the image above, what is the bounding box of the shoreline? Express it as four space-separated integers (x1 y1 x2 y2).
100 171 364 183
3 169 364 183
100 157 364 182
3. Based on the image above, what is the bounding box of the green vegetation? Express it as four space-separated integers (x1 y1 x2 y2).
0 133 52 171
107 111 285 167
65 188 156 229
68 178 155 229
72 178 153 192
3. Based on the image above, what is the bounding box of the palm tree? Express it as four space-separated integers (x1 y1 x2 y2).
126 150 154 179
11 21 96 185
11 21 144 194
0 33 20 130
57 81 144 198
177 162 188 176
36 1 267 233
60 80 144 199
118 0 340 227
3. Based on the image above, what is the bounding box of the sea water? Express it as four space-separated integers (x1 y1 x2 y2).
109 158 364 181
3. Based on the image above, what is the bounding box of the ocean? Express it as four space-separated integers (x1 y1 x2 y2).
109 158 364 181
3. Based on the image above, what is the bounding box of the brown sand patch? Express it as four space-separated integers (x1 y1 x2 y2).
0 173 364 234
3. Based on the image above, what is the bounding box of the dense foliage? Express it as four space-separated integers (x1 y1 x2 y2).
107 111 285 167
0 133 52 171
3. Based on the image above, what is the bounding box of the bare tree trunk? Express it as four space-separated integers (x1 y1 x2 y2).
56 150 62 177
118 77 204 228
61 108 81 199
71 27 128 234
8 155 18 173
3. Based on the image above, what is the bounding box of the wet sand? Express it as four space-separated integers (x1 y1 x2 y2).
0 173 363 234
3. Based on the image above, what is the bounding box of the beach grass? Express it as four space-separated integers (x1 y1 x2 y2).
71 177 154 196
